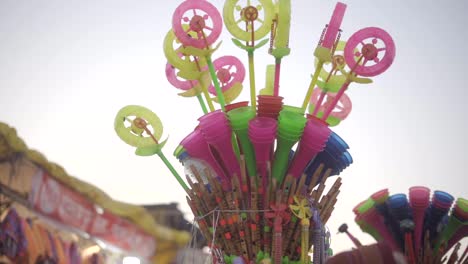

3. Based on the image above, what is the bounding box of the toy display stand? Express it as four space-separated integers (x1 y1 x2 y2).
114 0 398 263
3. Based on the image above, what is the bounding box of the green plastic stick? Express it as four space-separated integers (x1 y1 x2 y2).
248 51 257 111
206 56 226 111
157 150 189 191
196 93 208 114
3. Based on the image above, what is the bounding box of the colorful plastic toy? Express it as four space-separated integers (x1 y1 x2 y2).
112 1 401 263
208 55 246 104
309 87 352 126
163 27 215 111
166 62 209 114
321 27 395 120
345 187 467 264
269 0 291 96
224 0 275 111
114 105 189 190
172 0 223 49
172 0 227 110
290 195 312 264
301 2 347 112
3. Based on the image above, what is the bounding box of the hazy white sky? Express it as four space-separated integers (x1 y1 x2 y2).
1 0 467 254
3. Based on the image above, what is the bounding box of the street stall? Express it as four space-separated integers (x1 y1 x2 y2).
0 122 190 264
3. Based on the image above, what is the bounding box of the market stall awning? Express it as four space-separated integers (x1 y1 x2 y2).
0 122 190 263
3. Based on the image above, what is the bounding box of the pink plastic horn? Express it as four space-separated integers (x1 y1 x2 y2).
287 117 331 178
180 129 228 184
408 186 430 256
198 110 241 184
248 117 278 192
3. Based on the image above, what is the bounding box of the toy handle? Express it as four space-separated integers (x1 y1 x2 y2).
322 81 350 121
301 221 310 264
321 2 346 49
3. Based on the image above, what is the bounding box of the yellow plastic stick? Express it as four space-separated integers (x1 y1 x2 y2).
301 61 324 112
248 51 257 111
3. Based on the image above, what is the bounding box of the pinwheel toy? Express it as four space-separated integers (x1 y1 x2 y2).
112 1 400 263
163 27 215 111
224 0 275 110
309 87 352 127
307 40 359 126
114 105 189 191
289 195 312 264
321 27 396 121
208 55 246 105
165 61 209 114
301 2 347 112
172 0 228 110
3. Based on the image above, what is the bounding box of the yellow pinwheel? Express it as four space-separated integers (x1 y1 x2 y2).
290 195 313 264
114 105 189 191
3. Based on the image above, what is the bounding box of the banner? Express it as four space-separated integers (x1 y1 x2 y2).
28 170 156 258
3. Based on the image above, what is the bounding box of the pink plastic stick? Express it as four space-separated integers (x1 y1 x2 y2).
273 60 281 96
321 81 350 121
312 89 326 116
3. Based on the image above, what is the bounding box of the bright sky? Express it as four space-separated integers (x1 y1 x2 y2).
1 0 467 255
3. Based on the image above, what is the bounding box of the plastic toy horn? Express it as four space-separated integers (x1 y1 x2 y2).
301 2 347 112
269 0 291 96
224 0 275 111
114 105 189 191
321 27 396 121
172 0 227 110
